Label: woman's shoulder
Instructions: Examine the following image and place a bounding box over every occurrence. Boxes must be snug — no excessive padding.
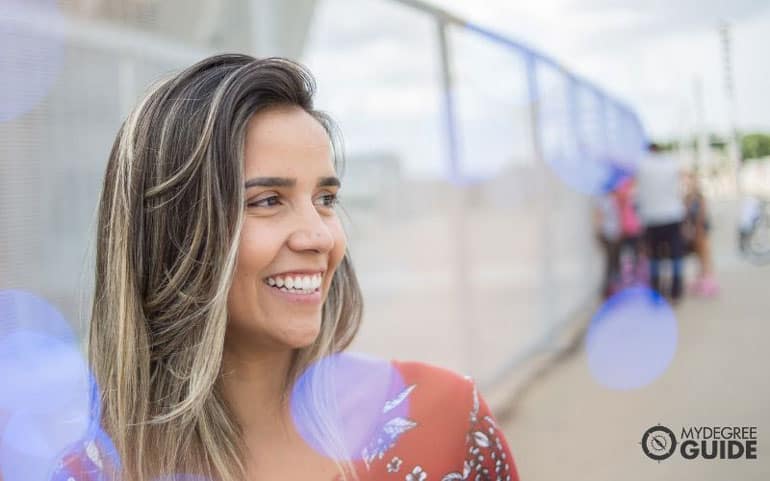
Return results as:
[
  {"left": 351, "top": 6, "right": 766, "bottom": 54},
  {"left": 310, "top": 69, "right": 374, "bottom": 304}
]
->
[
  {"left": 328, "top": 353, "right": 474, "bottom": 410},
  {"left": 389, "top": 358, "right": 476, "bottom": 408},
  {"left": 356, "top": 359, "right": 519, "bottom": 480},
  {"left": 387, "top": 358, "right": 491, "bottom": 427},
  {"left": 332, "top": 355, "right": 475, "bottom": 435}
]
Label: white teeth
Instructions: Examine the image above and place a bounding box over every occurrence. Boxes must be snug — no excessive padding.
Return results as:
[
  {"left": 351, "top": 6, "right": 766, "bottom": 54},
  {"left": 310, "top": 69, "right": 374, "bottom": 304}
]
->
[{"left": 265, "top": 273, "right": 323, "bottom": 291}]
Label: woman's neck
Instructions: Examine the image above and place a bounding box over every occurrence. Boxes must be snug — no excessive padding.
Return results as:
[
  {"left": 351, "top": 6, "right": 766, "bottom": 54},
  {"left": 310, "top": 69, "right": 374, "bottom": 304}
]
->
[
  {"left": 220, "top": 339, "right": 296, "bottom": 443},
  {"left": 219, "top": 341, "right": 347, "bottom": 480}
]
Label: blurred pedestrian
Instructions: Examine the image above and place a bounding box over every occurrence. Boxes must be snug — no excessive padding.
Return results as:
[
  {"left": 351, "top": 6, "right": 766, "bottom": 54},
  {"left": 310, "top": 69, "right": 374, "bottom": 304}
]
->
[
  {"left": 636, "top": 142, "right": 686, "bottom": 302},
  {"left": 739, "top": 195, "right": 762, "bottom": 251},
  {"left": 615, "top": 175, "right": 646, "bottom": 285},
  {"left": 683, "top": 171, "right": 719, "bottom": 297}
]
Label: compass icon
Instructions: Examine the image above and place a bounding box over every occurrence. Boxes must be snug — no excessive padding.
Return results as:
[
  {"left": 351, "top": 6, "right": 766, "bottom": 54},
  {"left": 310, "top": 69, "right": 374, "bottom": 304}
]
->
[{"left": 641, "top": 424, "right": 677, "bottom": 461}]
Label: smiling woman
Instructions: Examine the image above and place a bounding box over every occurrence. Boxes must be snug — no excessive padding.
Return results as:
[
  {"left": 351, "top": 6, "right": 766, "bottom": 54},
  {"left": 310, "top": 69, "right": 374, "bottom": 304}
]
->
[{"left": 46, "top": 54, "right": 520, "bottom": 481}]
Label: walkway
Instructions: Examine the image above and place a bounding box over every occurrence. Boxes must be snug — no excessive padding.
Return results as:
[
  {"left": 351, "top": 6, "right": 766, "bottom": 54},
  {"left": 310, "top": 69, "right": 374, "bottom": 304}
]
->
[{"left": 500, "top": 197, "right": 770, "bottom": 480}]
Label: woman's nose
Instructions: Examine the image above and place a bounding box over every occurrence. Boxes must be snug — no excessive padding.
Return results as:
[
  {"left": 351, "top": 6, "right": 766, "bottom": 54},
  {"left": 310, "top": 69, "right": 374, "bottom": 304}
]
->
[{"left": 287, "top": 206, "right": 335, "bottom": 253}]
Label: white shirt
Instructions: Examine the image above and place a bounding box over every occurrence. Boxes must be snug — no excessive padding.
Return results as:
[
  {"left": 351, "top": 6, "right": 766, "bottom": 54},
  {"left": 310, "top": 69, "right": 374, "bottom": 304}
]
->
[{"left": 636, "top": 152, "right": 685, "bottom": 226}]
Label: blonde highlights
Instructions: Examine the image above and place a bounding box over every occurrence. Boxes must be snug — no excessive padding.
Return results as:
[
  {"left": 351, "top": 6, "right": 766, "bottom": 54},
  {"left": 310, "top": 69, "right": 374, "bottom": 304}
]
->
[{"left": 89, "top": 54, "right": 363, "bottom": 481}]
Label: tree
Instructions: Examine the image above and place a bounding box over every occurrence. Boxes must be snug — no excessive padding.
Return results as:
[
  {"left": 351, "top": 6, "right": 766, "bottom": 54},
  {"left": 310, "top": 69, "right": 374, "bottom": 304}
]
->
[{"left": 741, "top": 132, "right": 770, "bottom": 161}]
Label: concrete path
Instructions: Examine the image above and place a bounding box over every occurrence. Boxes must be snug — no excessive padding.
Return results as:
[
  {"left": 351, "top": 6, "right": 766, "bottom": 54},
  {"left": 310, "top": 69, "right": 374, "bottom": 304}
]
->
[{"left": 500, "top": 198, "right": 770, "bottom": 480}]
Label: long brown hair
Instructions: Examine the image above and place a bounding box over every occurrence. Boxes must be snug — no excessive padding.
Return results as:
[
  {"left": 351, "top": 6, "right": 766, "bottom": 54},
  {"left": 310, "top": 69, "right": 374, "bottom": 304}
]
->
[{"left": 89, "top": 54, "right": 363, "bottom": 481}]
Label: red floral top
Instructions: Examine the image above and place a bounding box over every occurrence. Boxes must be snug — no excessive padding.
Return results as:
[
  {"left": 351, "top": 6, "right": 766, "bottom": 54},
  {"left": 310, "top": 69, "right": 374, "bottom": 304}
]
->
[
  {"left": 345, "top": 360, "right": 520, "bottom": 481},
  {"left": 45, "top": 360, "right": 520, "bottom": 481}
]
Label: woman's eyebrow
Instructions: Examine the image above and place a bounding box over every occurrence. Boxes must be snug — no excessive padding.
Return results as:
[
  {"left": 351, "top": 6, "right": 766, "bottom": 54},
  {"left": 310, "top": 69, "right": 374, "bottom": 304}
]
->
[
  {"left": 317, "top": 176, "right": 341, "bottom": 188},
  {"left": 244, "top": 176, "right": 341, "bottom": 189},
  {"left": 244, "top": 177, "right": 295, "bottom": 188}
]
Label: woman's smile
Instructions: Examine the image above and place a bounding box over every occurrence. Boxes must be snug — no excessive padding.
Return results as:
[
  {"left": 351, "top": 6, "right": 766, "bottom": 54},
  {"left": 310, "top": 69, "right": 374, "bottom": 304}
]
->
[{"left": 262, "top": 271, "right": 325, "bottom": 305}]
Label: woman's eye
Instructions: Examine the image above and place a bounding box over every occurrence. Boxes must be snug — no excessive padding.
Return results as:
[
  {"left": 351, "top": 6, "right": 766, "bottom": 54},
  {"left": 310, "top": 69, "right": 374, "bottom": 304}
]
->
[
  {"left": 247, "top": 193, "right": 338, "bottom": 209},
  {"left": 316, "top": 193, "right": 339, "bottom": 208},
  {"left": 248, "top": 195, "right": 281, "bottom": 208}
]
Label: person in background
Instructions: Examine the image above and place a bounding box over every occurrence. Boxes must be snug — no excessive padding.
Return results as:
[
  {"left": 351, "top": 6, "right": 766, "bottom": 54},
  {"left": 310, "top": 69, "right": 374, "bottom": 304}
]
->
[
  {"left": 615, "top": 175, "right": 645, "bottom": 286},
  {"left": 682, "top": 171, "right": 719, "bottom": 297},
  {"left": 738, "top": 195, "right": 762, "bottom": 252},
  {"left": 594, "top": 188, "right": 622, "bottom": 299},
  {"left": 636, "top": 142, "right": 686, "bottom": 303}
]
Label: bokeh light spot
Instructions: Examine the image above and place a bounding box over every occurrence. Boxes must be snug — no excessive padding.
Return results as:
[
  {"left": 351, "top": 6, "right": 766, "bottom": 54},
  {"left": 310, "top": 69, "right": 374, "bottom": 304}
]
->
[
  {"left": 0, "top": 289, "right": 77, "bottom": 342},
  {"left": 0, "top": 290, "right": 105, "bottom": 481},
  {"left": 586, "top": 286, "right": 678, "bottom": 390},
  {"left": 290, "top": 352, "right": 407, "bottom": 461}
]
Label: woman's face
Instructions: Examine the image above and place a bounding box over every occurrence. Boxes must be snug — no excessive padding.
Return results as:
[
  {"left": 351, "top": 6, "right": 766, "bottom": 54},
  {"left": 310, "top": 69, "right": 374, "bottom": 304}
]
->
[{"left": 226, "top": 105, "right": 346, "bottom": 351}]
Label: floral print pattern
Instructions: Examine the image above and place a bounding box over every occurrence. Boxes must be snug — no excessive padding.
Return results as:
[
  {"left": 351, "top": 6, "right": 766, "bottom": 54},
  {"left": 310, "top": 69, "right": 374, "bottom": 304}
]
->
[
  {"left": 405, "top": 466, "right": 427, "bottom": 481},
  {"left": 361, "top": 384, "right": 419, "bottom": 470},
  {"left": 440, "top": 381, "right": 514, "bottom": 481},
  {"left": 365, "top": 371, "right": 517, "bottom": 481},
  {"left": 387, "top": 457, "right": 403, "bottom": 473}
]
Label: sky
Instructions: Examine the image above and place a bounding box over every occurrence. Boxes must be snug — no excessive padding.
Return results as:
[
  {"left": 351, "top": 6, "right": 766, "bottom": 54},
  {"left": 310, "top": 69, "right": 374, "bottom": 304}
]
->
[{"left": 422, "top": 0, "right": 770, "bottom": 140}]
